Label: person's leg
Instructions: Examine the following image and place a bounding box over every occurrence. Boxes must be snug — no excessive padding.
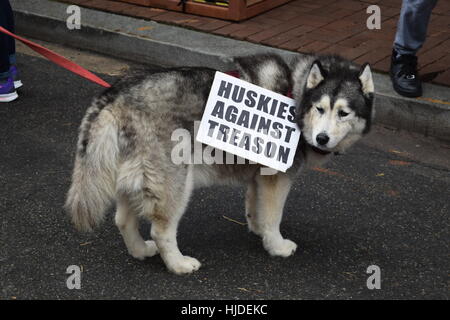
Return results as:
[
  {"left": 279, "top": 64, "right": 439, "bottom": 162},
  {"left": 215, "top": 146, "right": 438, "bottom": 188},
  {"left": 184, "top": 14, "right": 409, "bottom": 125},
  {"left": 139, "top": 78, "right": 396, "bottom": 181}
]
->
[
  {"left": 0, "top": 35, "right": 10, "bottom": 78},
  {"left": 0, "top": 0, "right": 11, "bottom": 77},
  {"left": 4, "top": 0, "right": 16, "bottom": 66},
  {"left": 2, "top": 0, "right": 21, "bottom": 89},
  {"left": 0, "top": 0, "right": 17, "bottom": 102},
  {"left": 394, "top": 0, "right": 438, "bottom": 56},
  {"left": 390, "top": 0, "right": 438, "bottom": 98}
]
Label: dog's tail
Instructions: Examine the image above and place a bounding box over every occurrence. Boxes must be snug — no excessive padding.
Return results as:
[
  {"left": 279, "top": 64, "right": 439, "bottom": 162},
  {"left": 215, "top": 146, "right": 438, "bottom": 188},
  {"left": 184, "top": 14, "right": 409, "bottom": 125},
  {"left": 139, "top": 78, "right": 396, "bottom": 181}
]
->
[{"left": 65, "top": 99, "right": 119, "bottom": 232}]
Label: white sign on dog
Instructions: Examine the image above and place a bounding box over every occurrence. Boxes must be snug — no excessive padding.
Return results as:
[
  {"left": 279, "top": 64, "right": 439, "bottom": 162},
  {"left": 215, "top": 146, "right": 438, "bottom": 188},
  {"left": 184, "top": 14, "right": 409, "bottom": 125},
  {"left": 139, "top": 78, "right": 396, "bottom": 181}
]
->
[{"left": 196, "top": 71, "right": 301, "bottom": 172}]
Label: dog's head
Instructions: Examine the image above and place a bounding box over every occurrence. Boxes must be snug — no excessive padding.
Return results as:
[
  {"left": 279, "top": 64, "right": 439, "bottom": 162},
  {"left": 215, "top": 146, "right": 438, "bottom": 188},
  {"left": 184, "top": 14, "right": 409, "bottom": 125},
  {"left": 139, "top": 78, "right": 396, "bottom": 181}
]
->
[{"left": 293, "top": 56, "right": 375, "bottom": 153}]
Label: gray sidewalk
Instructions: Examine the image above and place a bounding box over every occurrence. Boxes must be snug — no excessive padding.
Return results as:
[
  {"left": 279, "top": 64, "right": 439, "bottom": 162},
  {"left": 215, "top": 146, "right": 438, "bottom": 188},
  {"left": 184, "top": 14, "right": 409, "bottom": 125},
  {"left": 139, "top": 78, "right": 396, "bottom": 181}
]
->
[{"left": 10, "top": 0, "right": 450, "bottom": 142}]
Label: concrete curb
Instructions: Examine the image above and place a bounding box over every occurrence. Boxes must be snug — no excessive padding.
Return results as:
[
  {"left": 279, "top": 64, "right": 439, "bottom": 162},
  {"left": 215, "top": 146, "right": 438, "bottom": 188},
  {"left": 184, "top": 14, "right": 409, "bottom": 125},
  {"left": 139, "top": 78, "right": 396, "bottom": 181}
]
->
[{"left": 11, "top": 0, "right": 450, "bottom": 142}]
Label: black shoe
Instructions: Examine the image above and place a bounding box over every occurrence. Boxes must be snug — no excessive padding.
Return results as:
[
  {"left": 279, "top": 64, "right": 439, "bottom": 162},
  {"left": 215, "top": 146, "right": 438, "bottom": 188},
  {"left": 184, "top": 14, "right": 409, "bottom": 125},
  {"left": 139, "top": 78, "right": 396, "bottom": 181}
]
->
[{"left": 390, "top": 50, "right": 422, "bottom": 98}]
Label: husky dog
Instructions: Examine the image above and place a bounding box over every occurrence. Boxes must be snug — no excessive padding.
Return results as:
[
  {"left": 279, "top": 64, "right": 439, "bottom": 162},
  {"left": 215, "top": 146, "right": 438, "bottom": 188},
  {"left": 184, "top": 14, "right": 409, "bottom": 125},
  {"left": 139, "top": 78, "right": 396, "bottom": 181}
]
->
[{"left": 65, "top": 54, "right": 375, "bottom": 275}]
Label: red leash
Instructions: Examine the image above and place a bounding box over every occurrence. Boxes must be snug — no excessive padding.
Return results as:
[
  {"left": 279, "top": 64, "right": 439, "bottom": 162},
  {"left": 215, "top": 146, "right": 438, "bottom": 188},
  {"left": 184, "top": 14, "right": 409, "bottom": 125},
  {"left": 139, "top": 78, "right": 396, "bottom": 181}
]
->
[{"left": 0, "top": 26, "right": 111, "bottom": 88}]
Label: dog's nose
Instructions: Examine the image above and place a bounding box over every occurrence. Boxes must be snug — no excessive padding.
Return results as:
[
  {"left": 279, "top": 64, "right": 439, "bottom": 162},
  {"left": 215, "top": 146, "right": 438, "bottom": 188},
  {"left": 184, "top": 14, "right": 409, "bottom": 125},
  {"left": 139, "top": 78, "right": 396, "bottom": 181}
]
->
[{"left": 316, "top": 133, "right": 329, "bottom": 146}]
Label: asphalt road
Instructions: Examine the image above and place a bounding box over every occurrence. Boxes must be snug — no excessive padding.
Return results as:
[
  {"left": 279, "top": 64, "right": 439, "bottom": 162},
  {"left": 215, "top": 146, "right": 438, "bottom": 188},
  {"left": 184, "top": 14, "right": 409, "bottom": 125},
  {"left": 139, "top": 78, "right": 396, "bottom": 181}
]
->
[{"left": 0, "top": 49, "right": 449, "bottom": 300}]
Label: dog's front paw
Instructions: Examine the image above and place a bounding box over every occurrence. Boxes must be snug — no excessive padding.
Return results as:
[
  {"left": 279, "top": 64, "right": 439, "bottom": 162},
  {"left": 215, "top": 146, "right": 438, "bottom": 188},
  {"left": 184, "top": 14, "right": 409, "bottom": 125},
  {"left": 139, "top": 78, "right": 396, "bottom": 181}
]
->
[
  {"left": 264, "top": 238, "right": 297, "bottom": 258},
  {"left": 167, "top": 256, "right": 201, "bottom": 275},
  {"left": 129, "top": 240, "right": 159, "bottom": 260}
]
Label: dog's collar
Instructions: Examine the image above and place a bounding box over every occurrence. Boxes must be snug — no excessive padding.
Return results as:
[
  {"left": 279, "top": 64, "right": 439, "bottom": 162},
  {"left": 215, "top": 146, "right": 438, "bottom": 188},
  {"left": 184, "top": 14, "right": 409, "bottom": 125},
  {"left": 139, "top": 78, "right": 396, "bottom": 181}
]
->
[{"left": 225, "top": 70, "right": 293, "bottom": 98}]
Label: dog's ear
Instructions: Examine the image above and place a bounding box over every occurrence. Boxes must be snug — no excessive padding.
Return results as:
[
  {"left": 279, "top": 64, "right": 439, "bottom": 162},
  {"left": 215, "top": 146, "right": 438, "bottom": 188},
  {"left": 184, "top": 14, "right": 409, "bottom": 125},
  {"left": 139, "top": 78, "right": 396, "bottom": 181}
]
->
[
  {"left": 306, "top": 61, "right": 325, "bottom": 89},
  {"left": 359, "top": 63, "right": 374, "bottom": 95}
]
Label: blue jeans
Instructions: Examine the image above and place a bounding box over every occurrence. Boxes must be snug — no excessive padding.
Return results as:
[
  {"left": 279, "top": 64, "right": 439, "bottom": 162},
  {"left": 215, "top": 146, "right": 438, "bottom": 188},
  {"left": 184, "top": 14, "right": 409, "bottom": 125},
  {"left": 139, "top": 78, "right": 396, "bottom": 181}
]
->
[
  {"left": 394, "top": 0, "right": 438, "bottom": 56},
  {"left": 0, "top": 0, "right": 15, "bottom": 77}
]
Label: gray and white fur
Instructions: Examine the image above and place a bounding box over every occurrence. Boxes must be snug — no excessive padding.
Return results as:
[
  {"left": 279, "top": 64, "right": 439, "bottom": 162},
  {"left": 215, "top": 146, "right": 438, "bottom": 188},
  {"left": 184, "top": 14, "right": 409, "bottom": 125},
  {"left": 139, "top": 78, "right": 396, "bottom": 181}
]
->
[{"left": 65, "top": 54, "right": 375, "bottom": 275}]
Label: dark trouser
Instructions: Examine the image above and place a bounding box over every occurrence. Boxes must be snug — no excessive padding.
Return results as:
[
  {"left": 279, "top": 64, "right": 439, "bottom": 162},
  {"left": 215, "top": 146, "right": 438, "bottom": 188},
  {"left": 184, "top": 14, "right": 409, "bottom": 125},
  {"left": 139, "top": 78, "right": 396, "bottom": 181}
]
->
[
  {"left": 0, "top": 0, "right": 15, "bottom": 77},
  {"left": 394, "top": 0, "right": 438, "bottom": 56}
]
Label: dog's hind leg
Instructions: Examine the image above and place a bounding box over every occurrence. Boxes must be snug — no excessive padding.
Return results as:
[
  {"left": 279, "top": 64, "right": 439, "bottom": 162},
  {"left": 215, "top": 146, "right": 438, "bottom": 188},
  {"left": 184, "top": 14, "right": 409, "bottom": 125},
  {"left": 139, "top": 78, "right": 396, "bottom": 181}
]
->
[
  {"left": 254, "top": 173, "right": 297, "bottom": 257},
  {"left": 150, "top": 165, "right": 201, "bottom": 275},
  {"left": 115, "top": 195, "right": 158, "bottom": 260}
]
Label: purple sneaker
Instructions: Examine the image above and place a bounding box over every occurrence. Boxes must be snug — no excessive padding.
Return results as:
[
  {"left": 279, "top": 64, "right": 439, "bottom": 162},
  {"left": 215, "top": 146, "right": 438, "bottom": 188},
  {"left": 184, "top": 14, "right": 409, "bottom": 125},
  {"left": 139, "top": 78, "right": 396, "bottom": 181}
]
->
[
  {"left": 10, "top": 65, "right": 23, "bottom": 89},
  {"left": 0, "top": 77, "right": 18, "bottom": 102}
]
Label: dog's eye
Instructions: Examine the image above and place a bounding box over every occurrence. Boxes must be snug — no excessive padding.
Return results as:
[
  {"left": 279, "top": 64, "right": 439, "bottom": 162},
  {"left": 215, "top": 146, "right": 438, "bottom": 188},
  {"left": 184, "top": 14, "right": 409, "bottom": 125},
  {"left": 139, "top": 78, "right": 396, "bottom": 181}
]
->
[
  {"left": 316, "top": 107, "right": 324, "bottom": 114},
  {"left": 338, "top": 110, "right": 349, "bottom": 117}
]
